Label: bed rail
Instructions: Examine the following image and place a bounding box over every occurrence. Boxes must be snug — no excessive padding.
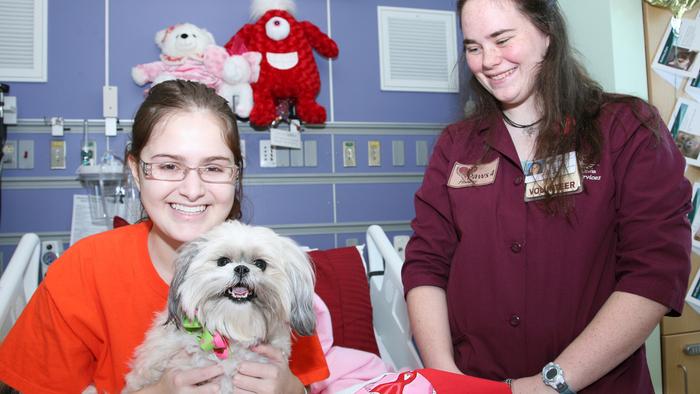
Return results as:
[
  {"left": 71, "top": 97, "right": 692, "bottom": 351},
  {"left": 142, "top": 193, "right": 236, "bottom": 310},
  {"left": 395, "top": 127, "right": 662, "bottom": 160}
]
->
[
  {"left": 0, "top": 233, "right": 40, "bottom": 341},
  {"left": 366, "top": 225, "right": 423, "bottom": 371}
]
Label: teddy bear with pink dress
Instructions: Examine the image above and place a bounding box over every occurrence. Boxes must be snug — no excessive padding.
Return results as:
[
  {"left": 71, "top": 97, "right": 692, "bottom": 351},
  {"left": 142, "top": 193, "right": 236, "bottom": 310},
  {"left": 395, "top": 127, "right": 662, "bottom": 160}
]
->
[{"left": 132, "top": 22, "right": 262, "bottom": 118}]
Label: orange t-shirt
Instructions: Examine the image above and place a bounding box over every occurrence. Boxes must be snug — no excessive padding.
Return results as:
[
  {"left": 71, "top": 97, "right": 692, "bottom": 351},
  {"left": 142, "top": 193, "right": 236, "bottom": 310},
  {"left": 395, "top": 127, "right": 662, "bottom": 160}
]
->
[{"left": 0, "top": 222, "right": 328, "bottom": 393}]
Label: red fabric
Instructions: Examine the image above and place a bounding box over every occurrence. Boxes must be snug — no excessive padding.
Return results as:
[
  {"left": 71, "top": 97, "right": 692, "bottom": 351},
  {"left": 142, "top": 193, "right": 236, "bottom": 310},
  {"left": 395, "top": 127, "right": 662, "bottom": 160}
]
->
[
  {"left": 417, "top": 369, "right": 510, "bottom": 394},
  {"left": 309, "top": 247, "right": 380, "bottom": 356},
  {"left": 224, "top": 9, "right": 339, "bottom": 127}
]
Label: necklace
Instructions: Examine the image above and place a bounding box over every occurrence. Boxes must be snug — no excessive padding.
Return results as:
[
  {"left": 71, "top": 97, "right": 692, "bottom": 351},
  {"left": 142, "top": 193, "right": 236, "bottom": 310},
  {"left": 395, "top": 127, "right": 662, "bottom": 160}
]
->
[{"left": 502, "top": 112, "right": 541, "bottom": 136}]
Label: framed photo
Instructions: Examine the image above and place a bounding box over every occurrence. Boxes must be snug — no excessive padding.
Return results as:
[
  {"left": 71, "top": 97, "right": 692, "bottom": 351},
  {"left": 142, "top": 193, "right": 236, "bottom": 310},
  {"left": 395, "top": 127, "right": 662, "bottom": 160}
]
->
[
  {"left": 652, "top": 19, "right": 700, "bottom": 80},
  {"left": 668, "top": 98, "right": 700, "bottom": 166}
]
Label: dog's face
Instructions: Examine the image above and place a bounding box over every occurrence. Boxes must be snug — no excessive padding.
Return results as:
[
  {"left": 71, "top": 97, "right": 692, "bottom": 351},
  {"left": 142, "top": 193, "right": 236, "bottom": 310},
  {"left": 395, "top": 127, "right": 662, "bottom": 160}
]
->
[{"left": 166, "top": 221, "right": 315, "bottom": 344}]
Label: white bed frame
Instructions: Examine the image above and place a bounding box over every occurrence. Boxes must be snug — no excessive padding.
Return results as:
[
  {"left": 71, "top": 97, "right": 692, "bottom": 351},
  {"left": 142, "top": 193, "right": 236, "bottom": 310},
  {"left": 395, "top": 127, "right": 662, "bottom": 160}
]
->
[
  {"left": 0, "top": 233, "right": 40, "bottom": 341},
  {"left": 0, "top": 227, "right": 423, "bottom": 373},
  {"left": 365, "top": 225, "right": 423, "bottom": 371}
]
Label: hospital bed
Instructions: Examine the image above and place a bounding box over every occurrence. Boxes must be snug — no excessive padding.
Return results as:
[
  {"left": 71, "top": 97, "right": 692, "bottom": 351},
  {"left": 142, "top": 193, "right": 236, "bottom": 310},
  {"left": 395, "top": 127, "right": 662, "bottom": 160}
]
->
[{"left": 0, "top": 226, "right": 422, "bottom": 373}]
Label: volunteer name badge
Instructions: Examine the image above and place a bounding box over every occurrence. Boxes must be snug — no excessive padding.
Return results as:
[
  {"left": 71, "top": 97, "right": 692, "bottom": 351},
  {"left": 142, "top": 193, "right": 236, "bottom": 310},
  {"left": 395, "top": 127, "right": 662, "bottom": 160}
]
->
[
  {"left": 523, "top": 152, "right": 583, "bottom": 202},
  {"left": 447, "top": 158, "right": 499, "bottom": 188}
]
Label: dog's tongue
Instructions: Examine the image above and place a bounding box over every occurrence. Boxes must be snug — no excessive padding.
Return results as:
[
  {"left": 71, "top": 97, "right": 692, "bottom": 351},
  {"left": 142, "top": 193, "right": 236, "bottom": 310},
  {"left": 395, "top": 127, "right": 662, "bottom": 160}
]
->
[{"left": 232, "top": 287, "right": 249, "bottom": 297}]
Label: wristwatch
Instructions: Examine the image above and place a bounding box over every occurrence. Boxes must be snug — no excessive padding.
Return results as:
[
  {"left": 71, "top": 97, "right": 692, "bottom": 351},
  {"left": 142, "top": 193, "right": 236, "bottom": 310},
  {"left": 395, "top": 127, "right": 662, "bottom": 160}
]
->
[{"left": 542, "top": 362, "right": 577, "bottom": 394}]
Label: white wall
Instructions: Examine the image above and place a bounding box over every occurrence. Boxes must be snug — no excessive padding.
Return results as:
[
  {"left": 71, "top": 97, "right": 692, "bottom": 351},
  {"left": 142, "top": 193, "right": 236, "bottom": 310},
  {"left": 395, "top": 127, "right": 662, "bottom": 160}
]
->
[{"left": 560, "top": 0, "right": 648, "bottom": 100}]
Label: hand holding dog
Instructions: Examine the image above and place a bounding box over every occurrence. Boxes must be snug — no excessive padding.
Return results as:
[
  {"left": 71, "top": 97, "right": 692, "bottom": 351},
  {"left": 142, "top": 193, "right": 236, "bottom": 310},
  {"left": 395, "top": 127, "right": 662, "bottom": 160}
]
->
[
  {"left": 135, "top": 364, "right": 224, "bottom": 393},
  {"left": 233, "top": 344, "right": 306, "bottom": 394}
]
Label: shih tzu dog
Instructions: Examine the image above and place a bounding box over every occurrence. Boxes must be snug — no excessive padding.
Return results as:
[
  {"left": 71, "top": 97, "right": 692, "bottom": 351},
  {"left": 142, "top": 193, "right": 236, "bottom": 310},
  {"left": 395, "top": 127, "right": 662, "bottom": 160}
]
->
[{"left": 122, "top": 221, "right": 316, "bottom": 393}]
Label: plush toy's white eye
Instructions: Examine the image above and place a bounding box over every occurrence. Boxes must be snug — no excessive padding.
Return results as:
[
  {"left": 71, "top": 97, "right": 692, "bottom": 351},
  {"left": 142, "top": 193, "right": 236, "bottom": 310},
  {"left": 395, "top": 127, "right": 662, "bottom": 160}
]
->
[{"left": 265, "top": 16, "right": 290, "bottom": 41}]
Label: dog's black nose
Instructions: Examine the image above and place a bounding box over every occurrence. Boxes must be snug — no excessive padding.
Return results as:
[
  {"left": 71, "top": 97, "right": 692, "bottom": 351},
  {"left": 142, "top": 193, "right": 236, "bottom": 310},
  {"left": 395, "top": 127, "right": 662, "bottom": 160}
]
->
[
  {"left": 180, "top": 33, "right": 189, "bottom": 39},
  {"left": 234, "top": 265, "right": 249, "bottom": 276}
]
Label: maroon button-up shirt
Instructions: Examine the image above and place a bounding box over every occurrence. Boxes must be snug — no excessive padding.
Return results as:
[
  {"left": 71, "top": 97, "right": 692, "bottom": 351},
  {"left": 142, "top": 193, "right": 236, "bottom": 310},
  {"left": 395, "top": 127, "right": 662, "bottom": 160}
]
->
[{"left": 402, "top": 101, "right": 691, "bottom": 393}]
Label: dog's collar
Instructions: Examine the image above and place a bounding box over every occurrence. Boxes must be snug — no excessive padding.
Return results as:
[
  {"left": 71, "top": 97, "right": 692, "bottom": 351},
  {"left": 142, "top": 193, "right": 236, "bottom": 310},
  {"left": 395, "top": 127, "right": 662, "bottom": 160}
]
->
[{"left": 182, "top": 317, "right": 230, "bottom": 360}]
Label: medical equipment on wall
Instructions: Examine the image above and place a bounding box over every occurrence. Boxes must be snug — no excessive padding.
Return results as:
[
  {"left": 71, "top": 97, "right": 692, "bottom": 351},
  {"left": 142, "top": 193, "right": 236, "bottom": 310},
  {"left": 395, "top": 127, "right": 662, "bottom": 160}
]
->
[
  {"left": 39, "top": 240, "right": 62, "bottom": 278},
  {"left": 77, "top": 150, "right": 125, "bottom": 227}
]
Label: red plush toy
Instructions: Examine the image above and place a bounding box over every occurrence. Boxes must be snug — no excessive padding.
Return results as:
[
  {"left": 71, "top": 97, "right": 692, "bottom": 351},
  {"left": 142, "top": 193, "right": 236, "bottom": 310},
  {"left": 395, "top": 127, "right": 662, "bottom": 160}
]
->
[{"left": 225, "top": 0, "right": 339, "bottom": 127}]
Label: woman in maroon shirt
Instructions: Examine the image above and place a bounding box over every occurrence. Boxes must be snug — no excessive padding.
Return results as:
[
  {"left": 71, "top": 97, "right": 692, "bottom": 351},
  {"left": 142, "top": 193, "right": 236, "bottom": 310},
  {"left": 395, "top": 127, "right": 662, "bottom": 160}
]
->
[{"left": 402, "top": 0, "right": 692, "bottom": 393}]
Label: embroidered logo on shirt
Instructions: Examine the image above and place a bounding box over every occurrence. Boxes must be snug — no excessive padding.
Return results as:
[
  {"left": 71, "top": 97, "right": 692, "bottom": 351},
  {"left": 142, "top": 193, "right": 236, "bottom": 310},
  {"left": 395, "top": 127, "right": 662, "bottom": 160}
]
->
[
  {"left": 447, "top": 158, "right": 499, "bottom": 188},
  {"left": 581, "top": 166, "right": 601, "bottom": 181}
]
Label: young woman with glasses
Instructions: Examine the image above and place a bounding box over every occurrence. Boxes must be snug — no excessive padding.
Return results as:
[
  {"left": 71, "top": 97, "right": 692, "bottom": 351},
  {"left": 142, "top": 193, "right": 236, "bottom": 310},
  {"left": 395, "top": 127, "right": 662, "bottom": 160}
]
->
[{"left": 0, "top": 80, "right": 328, "bottom": 394}]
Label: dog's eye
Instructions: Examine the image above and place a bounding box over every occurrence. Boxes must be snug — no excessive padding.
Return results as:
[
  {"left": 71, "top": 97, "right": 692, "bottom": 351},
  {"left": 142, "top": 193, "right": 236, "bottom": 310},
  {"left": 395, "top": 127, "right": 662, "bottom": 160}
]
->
[
  {"left": 217, "top": 257, "right": 232, "bottom": 267},
  {"left": 253, "top": 259, "right": 267, "bottom": 271}
]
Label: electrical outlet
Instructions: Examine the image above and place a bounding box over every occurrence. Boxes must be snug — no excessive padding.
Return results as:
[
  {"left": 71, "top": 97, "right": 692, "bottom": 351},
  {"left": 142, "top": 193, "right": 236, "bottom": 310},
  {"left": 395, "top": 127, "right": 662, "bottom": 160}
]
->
[
  {"left": 259, "top": 140, "right": 276, "bottom": 167},
  {"left": 368, "top": 140, "right": 381, "bottom": 167},
  {"left": 2, "top": 140, "right": 17, "bottom": 169},
  {"left": 50, "top": 140, "right": 67, "bottom": 169},
  {"left": 18, "top": 140, "right": 34, "bottom": 169},
  {"left": 40, "top": 240, "right": 62, "bottom": 277},
  {"left": 343, "top": 141, "right": 356, "bottom": 167}
]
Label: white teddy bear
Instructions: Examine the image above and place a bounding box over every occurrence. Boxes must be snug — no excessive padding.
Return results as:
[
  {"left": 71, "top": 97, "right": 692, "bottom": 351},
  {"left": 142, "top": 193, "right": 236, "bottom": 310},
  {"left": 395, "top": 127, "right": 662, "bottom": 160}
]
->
[{"left": 131, "top": 23, "right": 261, "bottom": 118}]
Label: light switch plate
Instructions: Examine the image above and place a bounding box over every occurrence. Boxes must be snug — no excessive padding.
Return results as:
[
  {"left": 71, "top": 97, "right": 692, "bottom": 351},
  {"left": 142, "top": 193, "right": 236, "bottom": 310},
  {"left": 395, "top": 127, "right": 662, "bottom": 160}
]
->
[
  {"left": 368, "top": 140, "right": 381, "bottom": 167},
  {"left": 50, "top": 140, "right": 67, "bottom": 169},
  {"left": 392, "top": 140, "right": 405, "bottom": 166},
  {"left": 343, "top": 141, "right": 356, "bottom": 167},
  {"left": 304, "top": 140, "right": 317, "bottom": 167},
  {"left": 416, "top": 140, "right": 429, "bottom": 166}
]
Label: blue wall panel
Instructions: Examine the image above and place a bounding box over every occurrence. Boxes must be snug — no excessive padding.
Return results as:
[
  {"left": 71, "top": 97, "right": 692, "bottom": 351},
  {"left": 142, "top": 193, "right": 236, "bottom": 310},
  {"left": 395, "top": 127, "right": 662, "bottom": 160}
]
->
[
  {"left": 242, "top": 184, "right": 333, "bottom": 225},
  {"left": 335, "top": 183, "right": 420, "bottom": 223}
]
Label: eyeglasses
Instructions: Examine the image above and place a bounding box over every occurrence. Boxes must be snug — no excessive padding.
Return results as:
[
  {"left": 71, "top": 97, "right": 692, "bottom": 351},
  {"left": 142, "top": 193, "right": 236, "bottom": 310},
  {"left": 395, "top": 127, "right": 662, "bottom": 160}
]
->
[{"left": 140, "top": 160, "right": 238, "bottom": 184}]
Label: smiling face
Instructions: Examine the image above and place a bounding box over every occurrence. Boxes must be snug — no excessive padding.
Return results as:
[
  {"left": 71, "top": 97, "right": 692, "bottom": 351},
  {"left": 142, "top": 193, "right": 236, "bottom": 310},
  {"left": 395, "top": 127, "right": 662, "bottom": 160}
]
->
[
  {"left": 461, "top": 0, "right": 550, "bottom": 111},
  {"left": 129, "top": 109, "right": 236, "bottom": 249}
]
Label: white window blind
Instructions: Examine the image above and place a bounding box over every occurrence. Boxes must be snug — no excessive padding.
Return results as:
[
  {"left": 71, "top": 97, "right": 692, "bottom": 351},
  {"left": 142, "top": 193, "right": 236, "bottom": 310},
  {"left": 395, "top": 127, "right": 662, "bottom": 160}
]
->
[
  {"left": 378, "top": 6, "right": 458, "bottom": 93},
  {"left": 0, "top": 0, "right": 47, "bottom": 82}
]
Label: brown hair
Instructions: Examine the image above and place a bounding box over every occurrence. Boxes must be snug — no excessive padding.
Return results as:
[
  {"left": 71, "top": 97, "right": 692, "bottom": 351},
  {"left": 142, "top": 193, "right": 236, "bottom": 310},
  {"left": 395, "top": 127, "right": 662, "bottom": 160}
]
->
[
  {"left": 129, "top": 80, "right": 244, "bottom": 220},
  {"left": 457, "top": 0, "right": 659, "bottom": 213}
]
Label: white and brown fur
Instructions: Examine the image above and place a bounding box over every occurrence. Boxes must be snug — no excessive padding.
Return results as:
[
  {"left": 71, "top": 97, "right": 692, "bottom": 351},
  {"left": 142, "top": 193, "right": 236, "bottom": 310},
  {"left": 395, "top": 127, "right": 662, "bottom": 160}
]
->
[{"left": 122, "top": 221, "right": 316, "bottom": 393}]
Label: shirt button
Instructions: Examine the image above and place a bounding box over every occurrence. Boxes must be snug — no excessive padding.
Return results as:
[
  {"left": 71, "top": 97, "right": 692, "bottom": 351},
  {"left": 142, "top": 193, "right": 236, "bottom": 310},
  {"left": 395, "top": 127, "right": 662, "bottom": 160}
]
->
[
  {"left": 514, "top": 176, "right": 523, "bottom": 185},
  {"left": 509, "top": 315, "right": 521, "bottom": 327},
  {"left": 510, "top": 242, "right": 522, "bottom": 253}
]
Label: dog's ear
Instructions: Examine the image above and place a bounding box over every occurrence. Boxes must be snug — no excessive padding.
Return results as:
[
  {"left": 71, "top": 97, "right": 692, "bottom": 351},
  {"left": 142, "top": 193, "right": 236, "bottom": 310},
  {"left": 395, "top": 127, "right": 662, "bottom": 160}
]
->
[
  {"left": 281, "top": 238, "right": 316, "bottom": 336},
  {"left": 165, "top": 240, "right": 201, "bottom": 329}
]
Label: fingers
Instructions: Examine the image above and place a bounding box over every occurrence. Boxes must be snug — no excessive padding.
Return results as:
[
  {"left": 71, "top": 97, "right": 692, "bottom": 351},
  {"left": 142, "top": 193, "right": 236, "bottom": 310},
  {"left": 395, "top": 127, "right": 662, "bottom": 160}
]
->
[
  {"left": 237, "top": 361, "right": 279, "bottom": 380},
  {"left": 175, "top": 364, "right": 224, "bottom": 386},
  {"left": 250, "top": 344, "right": 285, "bottom": 363}
]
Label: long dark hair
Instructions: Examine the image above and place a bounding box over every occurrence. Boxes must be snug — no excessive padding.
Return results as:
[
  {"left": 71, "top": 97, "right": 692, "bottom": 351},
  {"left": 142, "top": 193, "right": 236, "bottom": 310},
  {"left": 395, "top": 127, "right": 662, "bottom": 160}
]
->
[
  {"left": 129, "top": 80, "right": 244, "bottom": 220},
  {"left": 457, "top": 0, "right": 659, "bottom": 213}
]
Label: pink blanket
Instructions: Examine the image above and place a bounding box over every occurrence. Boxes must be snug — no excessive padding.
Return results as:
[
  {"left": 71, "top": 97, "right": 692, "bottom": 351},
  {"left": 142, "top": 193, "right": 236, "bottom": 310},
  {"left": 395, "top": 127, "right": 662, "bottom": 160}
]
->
[{"left": 310, "top": 294, "right": 390, "bottom": 394}]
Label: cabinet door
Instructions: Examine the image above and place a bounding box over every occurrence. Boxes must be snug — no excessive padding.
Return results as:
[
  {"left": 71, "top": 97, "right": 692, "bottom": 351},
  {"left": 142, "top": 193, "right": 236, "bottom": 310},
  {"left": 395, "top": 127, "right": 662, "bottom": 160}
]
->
[{"left": 662, "top": 332, "right": 700, "bottom": 394}]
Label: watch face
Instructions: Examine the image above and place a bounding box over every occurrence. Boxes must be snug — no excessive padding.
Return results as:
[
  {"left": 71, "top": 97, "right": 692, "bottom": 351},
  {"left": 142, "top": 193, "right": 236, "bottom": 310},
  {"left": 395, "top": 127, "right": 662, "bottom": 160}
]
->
[{"left": 545, "top": 367, "right": 558, "bottom": 380}]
